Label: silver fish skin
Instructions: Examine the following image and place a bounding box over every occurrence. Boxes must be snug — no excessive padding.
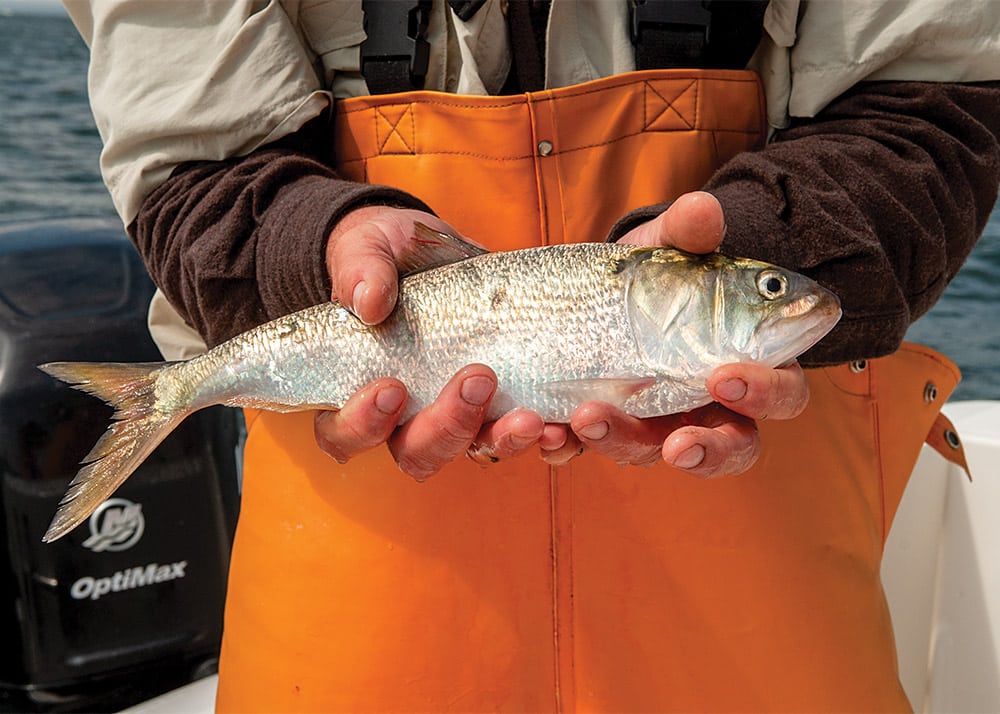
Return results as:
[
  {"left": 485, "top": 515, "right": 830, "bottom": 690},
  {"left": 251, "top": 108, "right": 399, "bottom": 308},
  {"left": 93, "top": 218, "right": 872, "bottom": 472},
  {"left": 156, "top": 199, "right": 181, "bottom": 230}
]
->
[{"left": 38, "top": 239, "right": 841, "bottom": 543}]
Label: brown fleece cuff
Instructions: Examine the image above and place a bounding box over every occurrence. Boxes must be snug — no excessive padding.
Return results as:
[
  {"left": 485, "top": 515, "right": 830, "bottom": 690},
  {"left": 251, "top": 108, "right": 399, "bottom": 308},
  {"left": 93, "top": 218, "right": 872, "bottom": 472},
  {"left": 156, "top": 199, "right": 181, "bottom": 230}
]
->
[{"left": 256, "top": 175, "right": 432, "bottom": 321}]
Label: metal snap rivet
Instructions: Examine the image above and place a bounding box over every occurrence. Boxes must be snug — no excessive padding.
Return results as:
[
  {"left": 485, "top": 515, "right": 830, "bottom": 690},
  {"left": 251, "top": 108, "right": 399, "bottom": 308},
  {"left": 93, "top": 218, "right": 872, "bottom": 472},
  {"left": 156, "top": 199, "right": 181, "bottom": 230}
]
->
[
  {"left": 537, "top": 140, "right": 553, "bottom": 156},
  {"left": 944, "top": 429, "right": 961, "bottom": 450},
  {"left": 924, "top": 381, "right": 938, "bottom": 403},
  {"left": 849, "top": 359, "right": 867, "bottom": 373}
]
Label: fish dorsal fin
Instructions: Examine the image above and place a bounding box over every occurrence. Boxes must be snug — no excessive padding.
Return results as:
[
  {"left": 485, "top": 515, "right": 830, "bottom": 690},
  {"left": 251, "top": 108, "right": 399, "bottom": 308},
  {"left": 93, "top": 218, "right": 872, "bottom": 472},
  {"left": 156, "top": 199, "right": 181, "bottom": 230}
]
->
[
  {"left": 398, "top": 223, "right": 489, "bottom": 276},
  {"left": 539, "top": 376, "right": 658, "bottom": 410}
]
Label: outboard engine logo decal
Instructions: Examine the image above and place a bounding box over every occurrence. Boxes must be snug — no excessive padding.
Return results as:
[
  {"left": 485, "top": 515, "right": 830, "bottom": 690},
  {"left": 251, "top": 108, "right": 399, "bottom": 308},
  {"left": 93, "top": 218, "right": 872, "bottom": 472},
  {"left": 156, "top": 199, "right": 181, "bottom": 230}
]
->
[{"left": 82, "top": 498, "right": 145, "bottom": 553}]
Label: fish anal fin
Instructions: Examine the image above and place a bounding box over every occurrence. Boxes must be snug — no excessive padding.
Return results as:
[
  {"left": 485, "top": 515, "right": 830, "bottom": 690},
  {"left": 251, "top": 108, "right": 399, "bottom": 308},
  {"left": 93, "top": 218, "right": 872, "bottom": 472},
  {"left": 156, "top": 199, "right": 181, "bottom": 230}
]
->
[{"left": 539, "top": 376, "right": 658, "bottom": 410}]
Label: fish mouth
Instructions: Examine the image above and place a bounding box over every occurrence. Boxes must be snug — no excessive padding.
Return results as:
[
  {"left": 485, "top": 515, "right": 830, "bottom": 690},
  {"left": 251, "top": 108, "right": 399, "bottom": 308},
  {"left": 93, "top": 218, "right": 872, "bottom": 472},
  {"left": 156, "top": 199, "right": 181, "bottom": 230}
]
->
[{"left": 754, "top": 288, "right": 842, "bottom": 367}]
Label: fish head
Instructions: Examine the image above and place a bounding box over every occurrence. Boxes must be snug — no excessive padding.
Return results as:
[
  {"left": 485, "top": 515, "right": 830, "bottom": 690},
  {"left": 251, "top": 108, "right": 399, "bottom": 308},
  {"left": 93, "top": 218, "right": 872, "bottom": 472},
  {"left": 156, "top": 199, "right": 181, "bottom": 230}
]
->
[
  {"left": 723, "top": 259, "right": 843, "bottom": 367},
  {"left": 624, "top": 248, "right": 842, "bottom": 372}
]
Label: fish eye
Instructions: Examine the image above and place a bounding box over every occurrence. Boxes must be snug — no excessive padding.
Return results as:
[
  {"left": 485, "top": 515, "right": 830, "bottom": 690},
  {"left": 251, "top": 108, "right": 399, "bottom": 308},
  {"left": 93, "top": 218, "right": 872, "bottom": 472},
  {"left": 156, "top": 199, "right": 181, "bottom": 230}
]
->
[{"left": 756, "top": 270, "right": 788, "bottom": 300}]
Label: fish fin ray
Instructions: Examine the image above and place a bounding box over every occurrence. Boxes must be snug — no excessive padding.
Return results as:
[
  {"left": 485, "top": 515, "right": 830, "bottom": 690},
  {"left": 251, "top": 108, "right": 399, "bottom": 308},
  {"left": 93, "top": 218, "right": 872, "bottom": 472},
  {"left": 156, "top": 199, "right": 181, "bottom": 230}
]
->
[
  {"left": 398, "top": 223, "right": 489, "bottom": 276},
  {"left": 37, "top": 361, "right": 185, "bottom": 543},
  {"left": 538, "top": 376, "right": 657, "bottom": 409},
  {"left": 39, "top": 361, "right": 173, "bottom": 413}
]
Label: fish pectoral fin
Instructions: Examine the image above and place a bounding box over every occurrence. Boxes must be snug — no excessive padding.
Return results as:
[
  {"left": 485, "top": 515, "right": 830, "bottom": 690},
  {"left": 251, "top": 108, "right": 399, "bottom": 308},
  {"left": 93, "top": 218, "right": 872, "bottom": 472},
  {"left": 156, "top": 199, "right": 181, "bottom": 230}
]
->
[
  {"left": 398, "top": 223, "right": 489, "bottom": 276},
  {"left": 538, "top": 376, "right": 657, "bottom": 410}
]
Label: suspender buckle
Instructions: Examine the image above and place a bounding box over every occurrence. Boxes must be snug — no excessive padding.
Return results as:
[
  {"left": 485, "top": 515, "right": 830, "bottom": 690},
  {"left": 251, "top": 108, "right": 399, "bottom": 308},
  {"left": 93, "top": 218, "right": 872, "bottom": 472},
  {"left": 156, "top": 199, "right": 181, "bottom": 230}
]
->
[
  {"left": 407, "top": 1, "right": 431, "bottom": 85},
  {"left": 629, "top": 0, "right": 712, "bottom": 46},
  {"left": 361, "top": 0, "right": 431, "bottom": 94},
  {"left": 448, "top": 0, "right": 487, "bottom": 22}
]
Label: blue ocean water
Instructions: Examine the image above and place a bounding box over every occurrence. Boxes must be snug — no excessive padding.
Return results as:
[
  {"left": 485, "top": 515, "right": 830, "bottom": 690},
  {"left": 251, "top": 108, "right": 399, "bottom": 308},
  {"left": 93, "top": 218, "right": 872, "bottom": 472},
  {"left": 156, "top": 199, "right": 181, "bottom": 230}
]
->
[{"left": 1, "top": 11, "right": 997, "bottom": 401}]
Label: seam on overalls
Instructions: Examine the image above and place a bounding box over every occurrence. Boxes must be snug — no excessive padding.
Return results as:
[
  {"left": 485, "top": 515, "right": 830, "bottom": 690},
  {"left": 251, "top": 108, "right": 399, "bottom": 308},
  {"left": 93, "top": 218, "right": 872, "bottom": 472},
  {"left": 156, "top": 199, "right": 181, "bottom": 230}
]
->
[
  {"left": 524, "top": 74, "right": 755, "bottom": 111},
  {"left": 525, "top": 95, "right": 550, "bottom": 245},
  {"left": 872, "top": 397, "right": 888, "bottom": 545},
  {"left": 336, "top": 120, "right": 760, "bottom": 165},
  {"left": 694, "top": 76, "right": 702, "bottom": 129},
  {"left": 547, "top": 91, "right": 570, "bottom": 246},
  {"left": 899, "top": 341, "right": 962, "bottom": 382},
  {"left": 335, "top": 75, "right": 758, "bottom": 116},
  {"left": 548, "top": 464, "right": 563, "bottom": 712},
  {"left": 337, "top": 97, "right": 532, "bottom": 115},
  {"left": 339, "top": 151, "right": 537, "bottom": 164}
]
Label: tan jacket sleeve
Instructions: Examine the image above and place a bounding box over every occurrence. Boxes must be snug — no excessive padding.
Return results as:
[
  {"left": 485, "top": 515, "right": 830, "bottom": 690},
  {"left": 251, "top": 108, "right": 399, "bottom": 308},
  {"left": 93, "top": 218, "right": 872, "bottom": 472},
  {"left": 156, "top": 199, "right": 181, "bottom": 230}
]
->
[
  {"left": 64, "top": 0, "right": 333, "bottom": 224},
  {"left": 755, "top": 0, "right": 1000, "bottom": 128}
]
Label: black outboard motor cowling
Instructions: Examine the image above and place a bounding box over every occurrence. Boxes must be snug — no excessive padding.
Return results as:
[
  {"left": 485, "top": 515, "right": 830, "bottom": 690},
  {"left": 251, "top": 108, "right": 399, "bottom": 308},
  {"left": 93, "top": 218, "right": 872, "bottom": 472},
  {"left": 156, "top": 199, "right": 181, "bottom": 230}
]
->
[{"left": 0, "top": 219, "right": 240, "bottom": 712}]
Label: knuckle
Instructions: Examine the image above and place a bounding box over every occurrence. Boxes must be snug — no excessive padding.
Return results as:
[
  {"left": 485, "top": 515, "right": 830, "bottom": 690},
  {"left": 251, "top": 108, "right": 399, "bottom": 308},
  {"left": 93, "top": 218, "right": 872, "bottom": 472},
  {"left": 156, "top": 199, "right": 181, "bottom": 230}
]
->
[
  {"left": 493, "top": 431, "right": 539, "bottom": 458},
  {"left": 315, "top": 411, "right": 387, "bottom": 462},
  {"left": 596, "top": 441, "right": 660, "bottom": 466},
  {"left": 433, "top": 411, "right": 480, "bottom": 447},
  {"left": 313, "top": 422, "right": 353, "bottom": 464},
  {"left": 395, "top": 453, "right": 439, "bottom": 480},
  {"left": 723, "top": 442, "right": 760, "bottom": 475},
  {"left": 713, "top": 432, "right": 760, "bottom": 477},
  {"left": 387, "top": 405, "right": 484, "bottom": 479},
  {"left": 762, "top": 371, "right": 809, "bottom": 421}
]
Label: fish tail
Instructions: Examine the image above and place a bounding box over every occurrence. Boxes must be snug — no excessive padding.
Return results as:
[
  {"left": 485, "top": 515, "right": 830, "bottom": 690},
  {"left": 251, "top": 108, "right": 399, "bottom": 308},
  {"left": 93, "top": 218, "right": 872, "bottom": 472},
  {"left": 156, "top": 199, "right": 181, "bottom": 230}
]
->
[{"left": 38, "top": 361, "right": 185, "bottom": 543}]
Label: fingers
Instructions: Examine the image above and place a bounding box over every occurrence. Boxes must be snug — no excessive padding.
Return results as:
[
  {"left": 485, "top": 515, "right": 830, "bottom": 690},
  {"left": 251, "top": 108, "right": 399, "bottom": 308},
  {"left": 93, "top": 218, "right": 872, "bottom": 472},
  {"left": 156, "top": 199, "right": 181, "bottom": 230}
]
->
[
  {"left": 387, "top": 365, "right": 498, "bottom": 480},
  {"left": 314, "top": 366, "right": 508, "bottom": 479},
  {"left": 467, "top": 409, "right": 545, "bottom": 464},
  {"left": 570, "top": 400, "right": 760, "bottom": 477},
  {"left": 570, "top": 402, "right": 666, "bottom": 467},
  {"left": 315, "top": 361, "right": 807, "bottom": 478},
  {"left": 539, "top": 425, "right": 585, "bottom": 466},
  {"left": 660, "top": 404, "right": 760, "bottom": 478},
  {"left": 314, "top": 378, "right": 408, "bottom": 463},
  {"left": 620, "top": 191, "right": 726, "bottom": 254},
  {"left": 707, "top": 361, "right": 809, "bottom": 422}
]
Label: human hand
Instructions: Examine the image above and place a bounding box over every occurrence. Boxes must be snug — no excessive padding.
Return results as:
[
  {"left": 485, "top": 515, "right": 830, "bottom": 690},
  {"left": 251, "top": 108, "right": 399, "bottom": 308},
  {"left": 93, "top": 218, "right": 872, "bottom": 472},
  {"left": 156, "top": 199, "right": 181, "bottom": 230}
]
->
[
  {"left": 542, "top": 191, "right": 811, "bottom": 477},
  {"left": 324, "top": 205, "right": 460, "bottom": 325},
  {"left": 316, "top": 206, "right": 551, "bottom": 478}
]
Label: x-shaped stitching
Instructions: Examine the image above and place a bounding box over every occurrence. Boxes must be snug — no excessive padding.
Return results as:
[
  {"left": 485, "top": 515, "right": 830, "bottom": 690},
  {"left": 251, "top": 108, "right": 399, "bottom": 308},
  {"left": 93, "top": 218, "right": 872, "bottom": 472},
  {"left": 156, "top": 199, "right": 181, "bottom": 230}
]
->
[
  {"left": 375, "top": 105, "right": 415, "bottom": 154},
  {"left": 644, "top": 79, "right": 698, "bottom": 131}
]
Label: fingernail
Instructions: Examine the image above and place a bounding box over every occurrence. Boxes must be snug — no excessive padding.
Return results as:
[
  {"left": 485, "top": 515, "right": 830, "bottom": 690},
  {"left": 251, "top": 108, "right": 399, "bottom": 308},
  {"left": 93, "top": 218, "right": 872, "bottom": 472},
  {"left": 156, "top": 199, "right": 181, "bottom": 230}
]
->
[
  {"left": 507, "top": 416, "right": 544, "bottom": 450},
  {"left": 577, "top": 421, "right": 609, "bottom": 441},
  {"left": 673, "top": 444, "right": 705, "bottom": 470},
  {"left": 461, "top": 375, "right": 495, "bottom": 406},
  {"left": 716, "top": 378, "right": 747, "bottom": 402},
  {"left": 352, "top": 281, "right": 368, "bottom": 321},
  {"left": 375, "top": 385, "right": 406, "bottom": 414}
]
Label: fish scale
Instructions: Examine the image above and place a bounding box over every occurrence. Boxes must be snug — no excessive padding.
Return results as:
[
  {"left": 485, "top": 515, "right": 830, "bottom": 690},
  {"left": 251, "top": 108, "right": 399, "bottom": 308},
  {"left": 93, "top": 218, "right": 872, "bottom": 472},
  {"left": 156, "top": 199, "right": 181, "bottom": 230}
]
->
[{"left": 384, "top": 244, "right": 642, "bottom": 419}]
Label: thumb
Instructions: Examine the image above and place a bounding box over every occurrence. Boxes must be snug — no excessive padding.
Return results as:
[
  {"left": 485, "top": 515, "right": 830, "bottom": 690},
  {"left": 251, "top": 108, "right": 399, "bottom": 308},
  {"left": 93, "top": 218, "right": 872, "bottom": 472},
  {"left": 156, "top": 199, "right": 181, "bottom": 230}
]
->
[
  {"left": 625, "top": 191, "right": 726, "bottom": 254},
  {"left": 326, "top": 206, "right": 400, "bottom": 325}
]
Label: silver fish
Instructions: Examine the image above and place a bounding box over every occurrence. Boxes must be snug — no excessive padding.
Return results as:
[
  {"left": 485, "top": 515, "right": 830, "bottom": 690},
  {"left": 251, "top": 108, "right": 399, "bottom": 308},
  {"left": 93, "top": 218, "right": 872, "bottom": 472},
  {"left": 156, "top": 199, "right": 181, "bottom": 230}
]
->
[{"left": 39, "top": 225, "right": 841, "bottom": 542}]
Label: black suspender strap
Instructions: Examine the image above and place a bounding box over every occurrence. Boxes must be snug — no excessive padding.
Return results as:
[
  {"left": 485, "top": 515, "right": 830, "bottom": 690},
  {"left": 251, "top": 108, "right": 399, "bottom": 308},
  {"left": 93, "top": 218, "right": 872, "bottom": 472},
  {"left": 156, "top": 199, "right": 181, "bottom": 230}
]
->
[
  {"left": 630, "top": 0, "right": 768, "bottom": 70},
  {"left": 359, "top": 0, "right": 768, "bottom": 96},
  {"left": 360, "top": 0, "right": 432, "bottom": 95},
  {"left": 631, "top": 0, "right": 710, "bottom": 68}
]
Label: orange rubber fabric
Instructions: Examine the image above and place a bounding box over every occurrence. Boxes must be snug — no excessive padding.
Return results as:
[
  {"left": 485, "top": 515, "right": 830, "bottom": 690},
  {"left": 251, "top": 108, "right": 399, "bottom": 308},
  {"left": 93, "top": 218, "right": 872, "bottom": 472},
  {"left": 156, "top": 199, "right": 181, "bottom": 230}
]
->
[{"left": 217, "top": 70, "right": 955, "bottom": 712}]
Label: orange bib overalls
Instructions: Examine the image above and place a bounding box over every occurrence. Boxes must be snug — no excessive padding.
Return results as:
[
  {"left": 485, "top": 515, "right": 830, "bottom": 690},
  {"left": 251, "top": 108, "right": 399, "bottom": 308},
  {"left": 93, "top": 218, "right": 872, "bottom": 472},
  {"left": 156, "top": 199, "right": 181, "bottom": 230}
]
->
[{"left": 217, "top": 70, "right": 959, "bottom": 712}]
